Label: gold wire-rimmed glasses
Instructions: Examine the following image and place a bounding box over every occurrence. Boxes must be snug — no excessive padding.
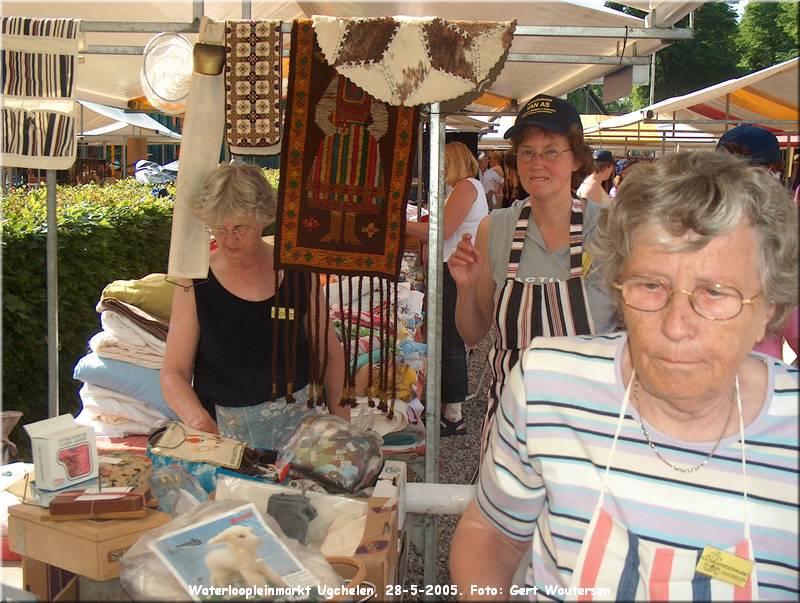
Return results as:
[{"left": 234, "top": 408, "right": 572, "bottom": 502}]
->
[
  {"left": 612, "top": 276, "right": 762, "bottom": 321},
  {"left": 205, "top": 224, "right": 257, "bottom": 239},
  {"left": 516, "top": 147, "right": 572, "bottom": 164}
]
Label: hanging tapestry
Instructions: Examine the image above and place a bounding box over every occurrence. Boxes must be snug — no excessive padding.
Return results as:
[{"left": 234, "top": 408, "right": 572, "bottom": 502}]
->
[
  {"left": 312, "top": 15, "right": 515, "bottom": 108},
  {"left": 224, "top": 20, "right": 283, "bottom": 155},
  {"left": 1, "top": 17, "right": 82, "bottom": 169},
  {"left": 276, "top": 19, "right": 418, "bottom": 278},
  {"left": 275, "top": 20, "right": 419, "bottom": 415}
]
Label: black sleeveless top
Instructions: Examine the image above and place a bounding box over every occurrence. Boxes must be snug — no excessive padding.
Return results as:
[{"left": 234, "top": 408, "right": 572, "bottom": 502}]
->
[{"left": 192, "top": 268, "right": 310, "bottom": 416}]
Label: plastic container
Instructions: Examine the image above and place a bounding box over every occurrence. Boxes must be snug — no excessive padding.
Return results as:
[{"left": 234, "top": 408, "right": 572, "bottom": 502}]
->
[{"left": 140, "top": 33, "right": 193, "bottom": 115}]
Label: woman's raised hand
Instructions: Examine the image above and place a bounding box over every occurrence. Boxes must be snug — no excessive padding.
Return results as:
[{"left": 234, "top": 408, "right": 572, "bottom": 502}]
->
[{"left": 447, "top": 233, "right": 484, "bottom": 289}]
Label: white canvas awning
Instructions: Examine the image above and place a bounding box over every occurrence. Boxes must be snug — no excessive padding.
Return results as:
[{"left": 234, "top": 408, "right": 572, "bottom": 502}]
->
[
  {"left": 5, "top": 1, "right": 695, "bottom": 110},
  {"left": 584, "top": 57, "right": 800, "bottom": 149},
  {"left": 77, "top": 100, "right": 182, "bottom": 141}
]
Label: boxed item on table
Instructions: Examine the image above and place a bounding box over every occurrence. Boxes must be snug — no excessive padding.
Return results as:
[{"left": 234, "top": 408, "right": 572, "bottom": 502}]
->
[
  {"left": 373, "top": 460, "right": 407, "bottom": 529},
  {"left": 354, "top": 496, "right": 400, "bottom": 598},
  {"left": 23, "top": 415, "right": 98, "bottom": 491},
  {"left": 48, "top": 487, "right": 145, "bottom": 520},
  {"left": 8, "top": 502, "right": 170, "bottom": 580}
]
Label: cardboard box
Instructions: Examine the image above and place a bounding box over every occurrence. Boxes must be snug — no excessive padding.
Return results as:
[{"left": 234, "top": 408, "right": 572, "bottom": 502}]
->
[
  {"left": 354, "top": 496, "right": 400, "bottom": 598},
  {"left": 373, "top": 460, "right": 407, "bottom": 530},
  {"left": 8, "top": 503, "right": 170, "bottom": 581},
  {"left": 21, "top": 557, "right": 78, "bottom": 601},
  {"left": 24, "top": 415, "right": 98, "bottom": 491}
]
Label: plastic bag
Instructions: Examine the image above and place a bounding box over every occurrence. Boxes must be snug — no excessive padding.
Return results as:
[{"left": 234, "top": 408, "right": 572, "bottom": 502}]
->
[
  {"left": 280, "top": 416, "right": 382, "bottom": 494},
  {"left": 215, "top": 474, "right": 369, "bottom": 551},
  {"left": 119, "top": 500, "right": 342, "bottom": 601},
  {"left": 150, "top": 465, "right": 208, "bottom": 516}
]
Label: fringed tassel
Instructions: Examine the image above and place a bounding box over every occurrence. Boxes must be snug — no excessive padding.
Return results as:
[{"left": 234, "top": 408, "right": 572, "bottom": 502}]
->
[
  {"left": 377, "top": 278, "right": 388, "bottom": 413},
  {"left": 351, "top": 276, "right": 363, "bottom": 403},
  {"left": 310, "top": 273, "right": 323, "bottom": 408},
  {"left": 367, "top": 276, "right": 376, "bottom": 408},
  {"left": 305, "top": 273, "right": 318, "bottom": 409},
  {"left": 322, "top": 277, "right": 332, "bottom": 407},
  {"left": 283, "top": 271, "right": 295, "bottom": 404},
  {"left": 270, "top": 268, "right": 280, "bottom": 402},
  {"left": 339, "top": 275, "right": 358, "bottom": 408}
]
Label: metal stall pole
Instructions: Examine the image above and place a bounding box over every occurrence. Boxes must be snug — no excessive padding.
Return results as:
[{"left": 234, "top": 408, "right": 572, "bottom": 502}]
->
[
  {"left": 423, "top": 102, "right": 446, "bottom": 590},
  {"left": 648, "top": 9, "right": 657, "bottom": 106},
  {"left": 46, "top": 171, "right": 59, "bottom": 417}
]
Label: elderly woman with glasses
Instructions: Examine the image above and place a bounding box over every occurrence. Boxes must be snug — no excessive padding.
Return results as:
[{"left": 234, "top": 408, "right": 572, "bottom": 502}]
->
[
  {"left": 448, "top": 95, "right": 617, "bottom": 463},
  {"left": 451, "top": 150, "right": 798, "bottom": 601},
  {"left": 161, "top": 163, "right": 347, "bottom": 449}
]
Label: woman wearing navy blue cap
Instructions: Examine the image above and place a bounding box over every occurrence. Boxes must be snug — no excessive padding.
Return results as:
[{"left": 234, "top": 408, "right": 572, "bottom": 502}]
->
[
  {"left": 577, "top": 149, "right": 614, "bottom": 205},
  {"left": 447, "top": 94, "right": 617, "bottom": 462}
]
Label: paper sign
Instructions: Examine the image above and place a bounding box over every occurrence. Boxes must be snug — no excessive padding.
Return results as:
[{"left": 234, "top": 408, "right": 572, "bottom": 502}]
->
[{"left": 695, "top": 545, "right": 754, "bottom": 587}]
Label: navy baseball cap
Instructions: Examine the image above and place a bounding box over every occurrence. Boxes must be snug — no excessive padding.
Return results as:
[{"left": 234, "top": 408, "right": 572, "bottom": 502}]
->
[
  {"left": 593, "top": 149, "right": 613, "bottom": 163},
  {"left": 717, "top": 125, "right": 781, "bottom": 166},
  {"left": 504, "top": 94, "right": 582, "bottom": 139}
]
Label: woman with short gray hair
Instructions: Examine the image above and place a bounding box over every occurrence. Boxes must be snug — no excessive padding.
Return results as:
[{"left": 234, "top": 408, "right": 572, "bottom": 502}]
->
[
  {"left": 451, "top": 150, "right": 798, "bottom": 600},
  {"left": 592, "top": 150, "right": 798, "bottom": 334},
  {"left": 161, "top": 162, "right": 347, "bottom": 449}
]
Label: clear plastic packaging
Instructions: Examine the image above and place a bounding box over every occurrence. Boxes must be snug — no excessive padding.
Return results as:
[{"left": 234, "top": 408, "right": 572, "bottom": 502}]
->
[
  {"left": 215, "top": 474, "right": 369, "bottom": 554},
  {"left": 280, "top": 416, "right": 383, "bottom": 494},
  {"left": 150, "top": 465, "right": 208, "bottom": 516},
  {"left": 119, "top": 500, "right": 342, "bottom": 601}
]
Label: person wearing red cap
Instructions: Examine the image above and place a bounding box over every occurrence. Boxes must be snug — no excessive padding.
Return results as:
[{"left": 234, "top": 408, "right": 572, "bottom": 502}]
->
[{"left": 448, "top": 94, "right": 617, "bottom": 462}]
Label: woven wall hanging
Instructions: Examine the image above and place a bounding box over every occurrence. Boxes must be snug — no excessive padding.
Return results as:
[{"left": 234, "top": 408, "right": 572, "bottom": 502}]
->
[
  {"left": 275, "top": 20, "right": 419, "bottom": 415},
  {"left": 224, "top": 20, "right": 283, "bottom": 155},
  {"left": 1, "top": 17, "right": 82, "bottom": 169}
]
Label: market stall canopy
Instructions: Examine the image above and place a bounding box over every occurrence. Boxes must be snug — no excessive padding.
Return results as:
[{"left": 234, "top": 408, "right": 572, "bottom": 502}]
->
[
  {"left": 616, "top": 1, "right": 705, "bottom": 27},
  {"left": 77, "top": 100, "right": 182, "bottom": 142},
  {"left": 584, "top": 58, "right": 799, "bottom": 148},
  {"left": 4, "top": 0, "right": 694, "bottom": 111}
]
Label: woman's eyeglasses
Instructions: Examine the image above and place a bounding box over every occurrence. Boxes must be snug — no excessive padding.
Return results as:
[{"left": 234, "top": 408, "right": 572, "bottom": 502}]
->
[
  {"left": 612, "top": 276, "right": 762, "bottom": 321},
  {"left": 516, "top": 148, "right": 571, "bottom": 164},
  {"left": 205, "top": 224, "right": 256, "bottom": 239}
]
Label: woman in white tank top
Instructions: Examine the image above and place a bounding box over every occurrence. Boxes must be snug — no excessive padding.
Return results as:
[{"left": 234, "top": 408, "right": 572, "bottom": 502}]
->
[{"left": 406, "top": 142, "right": 488, "bottom": 435}]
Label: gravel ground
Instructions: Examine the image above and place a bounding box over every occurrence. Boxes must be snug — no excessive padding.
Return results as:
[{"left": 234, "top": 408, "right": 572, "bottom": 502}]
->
[{"left": 402, "top": 332, "right": 494, "bottom": 598}]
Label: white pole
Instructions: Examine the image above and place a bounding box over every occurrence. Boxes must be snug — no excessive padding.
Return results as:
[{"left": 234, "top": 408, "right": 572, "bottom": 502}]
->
[{"left": 46, "top": 171, "right": 59, "bottom": 417}]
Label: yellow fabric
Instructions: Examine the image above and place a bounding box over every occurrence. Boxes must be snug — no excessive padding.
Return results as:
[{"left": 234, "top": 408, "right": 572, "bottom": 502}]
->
[
  {"left": 731, "top": 89, "right": 798, "bottom": 122},
  {"left": 101, "top": 273, "right": 173, "bottom": 323}
]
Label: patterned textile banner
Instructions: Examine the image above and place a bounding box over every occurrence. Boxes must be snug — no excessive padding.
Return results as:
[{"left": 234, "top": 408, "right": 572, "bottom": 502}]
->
[
  {"left": 276, "top": 20, "right": 419, "bottom": 279},
  {"left": 224, "top": 20, "right": 283, "bottom": 155},
  {"left": 1, "top": 17, "right": 81, "bottom": 169}
]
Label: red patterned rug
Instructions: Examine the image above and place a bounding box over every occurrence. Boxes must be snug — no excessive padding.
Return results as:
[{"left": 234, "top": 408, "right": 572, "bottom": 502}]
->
[{"left": 276, "top": 19, "right": 419, "bottom": 280}]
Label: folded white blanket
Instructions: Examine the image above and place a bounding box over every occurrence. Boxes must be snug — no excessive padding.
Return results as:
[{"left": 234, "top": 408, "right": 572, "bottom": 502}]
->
[
  {"left": 90, "top": 329, "right": 163, "bottom": 369},
  {"left": 100, "top": 310, "right": 167, "bottom": 354},
  {"left": 75, "top": 406, "right": 157, "bottom": 438},
  {"left": 78, "top": 383, "right": 170, "bottom": 430}
]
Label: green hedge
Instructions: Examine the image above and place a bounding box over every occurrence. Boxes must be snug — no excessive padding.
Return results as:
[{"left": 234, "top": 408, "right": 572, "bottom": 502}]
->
[
  {"left": 2, "top": 179, "right": 175, "bottom": 456},
  {"left": 2, "top": 169, "right": 280, "bottom": 458}
]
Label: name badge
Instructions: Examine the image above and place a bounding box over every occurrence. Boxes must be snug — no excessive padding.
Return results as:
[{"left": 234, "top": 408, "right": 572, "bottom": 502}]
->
[
  {"left": 695, "top": 546, "right": 754, "bottom": 588},
  {"left": 270, "top": 306, "right": 295, "bottom": 320}
]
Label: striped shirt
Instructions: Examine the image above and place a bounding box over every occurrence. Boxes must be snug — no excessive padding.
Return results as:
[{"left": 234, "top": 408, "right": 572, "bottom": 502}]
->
[{"left": 477, "top": 333, "right": 799, "bottom": 601}]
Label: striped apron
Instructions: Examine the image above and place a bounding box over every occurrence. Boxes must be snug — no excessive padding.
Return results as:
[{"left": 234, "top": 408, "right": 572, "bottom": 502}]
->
[
  {"left": 481, "top": 199, "right": 595, "bottom": 458},
  {"left": 568, "top": 374, "right": 759, "bottom": 601}
]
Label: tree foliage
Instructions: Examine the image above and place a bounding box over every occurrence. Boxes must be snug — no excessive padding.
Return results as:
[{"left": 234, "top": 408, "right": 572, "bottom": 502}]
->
[
  {"left": 601, "top": 1, "right": 799, "bottom": 112},
  {"left": 645, "top": 1, "right": 740, "bottom": 106},
  {"left": 738, "top": 1, "right": 799, "bottom": 71}
]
